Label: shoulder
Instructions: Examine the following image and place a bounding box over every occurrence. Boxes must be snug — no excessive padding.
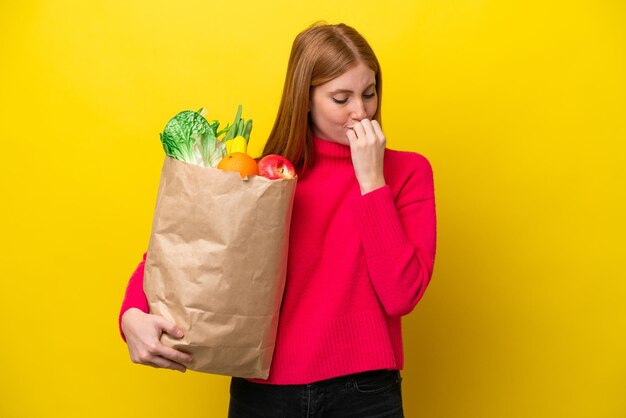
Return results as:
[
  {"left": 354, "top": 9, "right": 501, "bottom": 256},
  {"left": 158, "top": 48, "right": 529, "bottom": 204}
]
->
[
  {"left": 383, "top": 148, "right": 435, "bottom": 201},
  {"left": 384, "top": 147, "right": 434, "bottom": 181}
]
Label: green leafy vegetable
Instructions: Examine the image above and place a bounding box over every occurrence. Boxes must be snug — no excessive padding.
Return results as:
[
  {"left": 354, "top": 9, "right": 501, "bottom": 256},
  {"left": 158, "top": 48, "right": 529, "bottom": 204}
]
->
[
  {"left": 220, "top": 104, "right": 252, "bottom": 143},
  {"left": 159, "top": 110, "right": 226, "bottom": 168}
]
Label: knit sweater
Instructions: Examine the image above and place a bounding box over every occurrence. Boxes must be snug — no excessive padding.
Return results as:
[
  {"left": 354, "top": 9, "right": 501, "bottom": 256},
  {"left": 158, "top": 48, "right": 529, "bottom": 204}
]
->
[{"left": 118, "top": 135, "right": 437, "bottom": 385}]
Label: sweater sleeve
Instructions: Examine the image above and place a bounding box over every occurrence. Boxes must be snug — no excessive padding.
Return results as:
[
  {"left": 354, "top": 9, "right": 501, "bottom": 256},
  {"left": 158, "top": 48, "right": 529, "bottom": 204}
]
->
[
  {"left": 118, "top": 252, "right": 150, "bottom": 342},
  {"left": 351, "top": 153, "right": 437, "bottom": 317}
]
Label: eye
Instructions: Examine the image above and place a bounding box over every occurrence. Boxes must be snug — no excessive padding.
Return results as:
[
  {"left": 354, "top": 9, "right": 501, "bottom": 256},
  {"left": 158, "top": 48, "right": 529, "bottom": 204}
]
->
[
  {"left": 332, "top": 97, "right": 348, "bottom": 104},
  {"left": 364, "top": 92, "right": 376, "bottom": 100}
]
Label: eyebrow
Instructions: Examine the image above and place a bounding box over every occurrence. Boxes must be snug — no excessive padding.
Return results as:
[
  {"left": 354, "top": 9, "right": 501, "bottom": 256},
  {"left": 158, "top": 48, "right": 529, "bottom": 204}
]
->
[{"left": 329, "top": 83, "right": 376, "bottom": 94}]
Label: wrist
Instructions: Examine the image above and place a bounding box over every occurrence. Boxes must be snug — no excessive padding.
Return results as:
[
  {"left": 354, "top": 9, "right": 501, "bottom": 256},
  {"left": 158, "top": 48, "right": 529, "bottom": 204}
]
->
[{"left": 359, "top": 180, "right": 386, "bottom": 195}]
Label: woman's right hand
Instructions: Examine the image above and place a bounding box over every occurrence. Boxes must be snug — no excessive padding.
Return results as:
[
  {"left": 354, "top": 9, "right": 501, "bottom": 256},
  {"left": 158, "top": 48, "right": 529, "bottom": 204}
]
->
[{"left": 121, "top": 308, "right": 193, "bottom": 373}]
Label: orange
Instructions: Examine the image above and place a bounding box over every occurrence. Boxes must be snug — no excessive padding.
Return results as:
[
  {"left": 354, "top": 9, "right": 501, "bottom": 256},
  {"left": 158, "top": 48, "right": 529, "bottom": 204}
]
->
[{"left": 217, "top": 152, "right": 259, "bottom": 178}]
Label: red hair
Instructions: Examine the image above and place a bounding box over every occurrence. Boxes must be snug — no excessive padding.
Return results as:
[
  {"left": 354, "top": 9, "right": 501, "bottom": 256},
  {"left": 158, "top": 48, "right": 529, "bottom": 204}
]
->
[{"left": 260, "top": 21, "right": 383, "bottom": 175}]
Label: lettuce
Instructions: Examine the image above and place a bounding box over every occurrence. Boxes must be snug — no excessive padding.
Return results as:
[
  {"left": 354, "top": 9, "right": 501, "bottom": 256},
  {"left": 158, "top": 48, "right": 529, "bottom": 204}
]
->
[{"left": 159, "top": 110, "right": 226, "bottom": 168}]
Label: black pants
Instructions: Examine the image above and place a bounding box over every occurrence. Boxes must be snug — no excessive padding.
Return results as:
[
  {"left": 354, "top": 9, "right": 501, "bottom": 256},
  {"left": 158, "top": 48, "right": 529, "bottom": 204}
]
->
[{"left": 228, "top": 369, "right": 404, "bottom": 418}]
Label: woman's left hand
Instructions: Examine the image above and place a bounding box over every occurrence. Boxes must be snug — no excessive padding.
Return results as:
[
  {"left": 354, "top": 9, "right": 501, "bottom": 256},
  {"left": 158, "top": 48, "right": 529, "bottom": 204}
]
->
[{"left": 346, "top": 119, "right": 387, "bottom": 195}]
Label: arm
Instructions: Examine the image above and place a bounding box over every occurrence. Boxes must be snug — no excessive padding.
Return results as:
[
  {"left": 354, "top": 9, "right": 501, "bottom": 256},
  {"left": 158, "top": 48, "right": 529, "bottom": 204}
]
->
[
  {"left": 118, "top": 252, "right": 150, "bottom": 342},
  {"left": 351, "top": 154, "right": 437, "bottom": 317},
  {"left": 118, "top": 252, "right": 192, "bottom": 372}
]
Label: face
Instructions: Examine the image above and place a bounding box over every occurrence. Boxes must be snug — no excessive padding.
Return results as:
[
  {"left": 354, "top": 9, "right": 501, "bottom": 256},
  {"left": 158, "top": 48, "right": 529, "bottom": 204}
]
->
[{"left": 309, "top": 61, "right": 378, "bottom": 146}]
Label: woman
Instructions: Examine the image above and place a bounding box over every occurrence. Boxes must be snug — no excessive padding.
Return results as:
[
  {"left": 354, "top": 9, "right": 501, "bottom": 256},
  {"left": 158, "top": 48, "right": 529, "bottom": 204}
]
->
[{"left": 119, "top": 21, "right": 437, "bottom": 417}]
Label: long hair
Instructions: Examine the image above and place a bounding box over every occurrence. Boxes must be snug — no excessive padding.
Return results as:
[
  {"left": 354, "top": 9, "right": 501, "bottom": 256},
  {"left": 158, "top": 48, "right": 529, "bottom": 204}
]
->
[{"left": 260, "top": 21, "right": 383, "bottom": 175}]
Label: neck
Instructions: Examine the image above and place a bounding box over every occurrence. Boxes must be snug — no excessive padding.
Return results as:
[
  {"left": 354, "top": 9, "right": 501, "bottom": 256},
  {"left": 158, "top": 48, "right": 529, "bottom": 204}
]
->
[{"left": 312, "top": 135, "right": 352, "bottom": 168}]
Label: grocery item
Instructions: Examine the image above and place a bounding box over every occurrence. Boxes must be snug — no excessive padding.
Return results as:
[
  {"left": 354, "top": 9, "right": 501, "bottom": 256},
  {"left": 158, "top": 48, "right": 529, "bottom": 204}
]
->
[{"left": 257, "top": 154, "right": 297, "bottom": 180}]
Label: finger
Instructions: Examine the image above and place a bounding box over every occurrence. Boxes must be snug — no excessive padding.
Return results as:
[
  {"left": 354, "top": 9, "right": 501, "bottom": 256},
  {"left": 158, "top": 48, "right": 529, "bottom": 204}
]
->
[
  {"left": 145, "top": 356, "right": 187, "bottom": 373},
  {"left": 360, "top": 118, "right": 377, "bottom": 140},
  {"left": 346, "top": 127, "right": 358, "bottom": 146},
  {"left": 371, "top": 120, "right": 386, "bottom": 143},
  {"left": 156, "top": 317, "right": 184, "bottom": 339},
  {"left": 352, "top": 122, "right": 366, "bottom": 142},
  {"left": 159, "top": 345, "right": 194, "bottom": 365}
]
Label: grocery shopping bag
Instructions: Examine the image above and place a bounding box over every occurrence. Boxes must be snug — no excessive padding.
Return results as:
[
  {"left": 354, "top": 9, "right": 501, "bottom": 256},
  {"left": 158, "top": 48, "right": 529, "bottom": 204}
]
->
[{"left": 144, "top": 155, "right": 297, "bottom": 379}]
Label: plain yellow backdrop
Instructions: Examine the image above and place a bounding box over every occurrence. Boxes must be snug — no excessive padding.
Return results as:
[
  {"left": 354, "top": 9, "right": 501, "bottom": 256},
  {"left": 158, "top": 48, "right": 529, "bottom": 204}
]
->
[{"left": 1, "top": 0, "right": 625, "bottom": 417}]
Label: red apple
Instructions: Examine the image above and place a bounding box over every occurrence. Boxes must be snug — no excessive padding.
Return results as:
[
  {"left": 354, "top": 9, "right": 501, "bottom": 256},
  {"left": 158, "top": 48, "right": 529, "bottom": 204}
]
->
[{"left": 257, "top": 154, "right": 296, "bottom": 180}]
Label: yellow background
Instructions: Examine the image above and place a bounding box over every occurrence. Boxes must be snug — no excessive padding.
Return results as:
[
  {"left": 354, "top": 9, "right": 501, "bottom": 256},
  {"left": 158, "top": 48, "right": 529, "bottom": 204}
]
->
[{"left": 1, "top": 0, "right": 624, "bottom": 417}]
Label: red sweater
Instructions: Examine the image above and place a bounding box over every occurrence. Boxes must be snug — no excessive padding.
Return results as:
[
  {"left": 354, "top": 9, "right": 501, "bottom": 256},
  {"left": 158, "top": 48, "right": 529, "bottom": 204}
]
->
[{"left": 119, "top": 135, "right": 437, "bottom": 385}]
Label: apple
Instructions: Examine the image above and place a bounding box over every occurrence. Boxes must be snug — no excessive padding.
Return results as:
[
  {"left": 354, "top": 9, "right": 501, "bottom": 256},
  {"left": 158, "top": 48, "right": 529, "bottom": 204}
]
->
[{"left": 257, "top": 154, "right": 297, "bottom": 180}]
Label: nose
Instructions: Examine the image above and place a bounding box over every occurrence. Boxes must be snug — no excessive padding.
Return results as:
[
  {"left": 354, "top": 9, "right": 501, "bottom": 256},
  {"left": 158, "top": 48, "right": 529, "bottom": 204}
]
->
[{"left": 350, "top": 99, "right": 367, "bottom": 120}]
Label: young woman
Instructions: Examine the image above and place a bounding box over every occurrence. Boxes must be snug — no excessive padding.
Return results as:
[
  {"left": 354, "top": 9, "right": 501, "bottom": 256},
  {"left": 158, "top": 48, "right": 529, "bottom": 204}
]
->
[{"left": 119, "top": 21, "right": 437, "bottom": 417}]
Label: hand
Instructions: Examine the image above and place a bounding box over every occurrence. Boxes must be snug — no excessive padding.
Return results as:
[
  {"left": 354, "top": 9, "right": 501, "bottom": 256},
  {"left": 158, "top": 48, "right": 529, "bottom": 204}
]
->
[
  {"left": 346, "top": 119, "right": 386, "bottom": 195},
  {"left": 121, "top": 308, "right": 193, "bottom": 373}
]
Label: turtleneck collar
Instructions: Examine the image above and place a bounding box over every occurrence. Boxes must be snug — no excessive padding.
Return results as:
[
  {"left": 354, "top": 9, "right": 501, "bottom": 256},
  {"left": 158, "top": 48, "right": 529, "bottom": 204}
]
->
[{"left": 312, "top": 135, "right": 352, "bottom": 162}]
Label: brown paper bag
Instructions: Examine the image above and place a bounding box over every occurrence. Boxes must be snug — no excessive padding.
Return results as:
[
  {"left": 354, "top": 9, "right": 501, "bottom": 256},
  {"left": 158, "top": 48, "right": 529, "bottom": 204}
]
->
[{"left": 144, "top": 156, "right": 297, "bottom": 379}]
